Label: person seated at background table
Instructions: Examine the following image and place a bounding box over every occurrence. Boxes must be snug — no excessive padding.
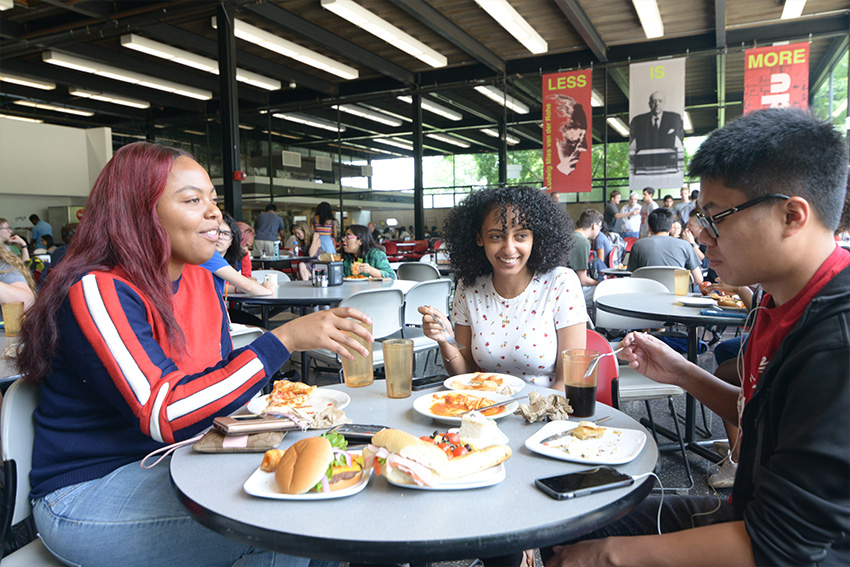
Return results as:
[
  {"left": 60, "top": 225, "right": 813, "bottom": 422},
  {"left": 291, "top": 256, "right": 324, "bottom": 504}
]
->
[
  {"left": 545, "top": 107, "right": 850, "bottom": 567},
  {"left": 341, "top": 224, "right": 394, "bottom": 280},
  {"left": 286, "top": 221, "right": 310, "bottom": 253},
  {"left": 570, "top": 209, "right": 603, "bottom": 305},
  {"left": 682, "top": 206, "right": 717, "bottom": 282},
  {"left": 0, "top": 218, "right": 36, "bottom": 308},
  {"left": 419, "top": 185, "right": 587, "bottom": 390},
  {"left": 668, "top": 219, "right": 683, "bottom": 239},
  {"left": 627, "top": 207, "right": 704, "bottom": 285},
  {"left": 34, "top": 233, "right": 57, "bottom": 255},
  {"left": 202, "top": 213, "right": 271, "bottom": 297},
  {"left": 0, "top": 217, "right": 30, "bottom": 264},
  {"left": 39, "top": 223, "right": 79, "bottom": 286},
  {"left": 16, "top": 142, "right": 371, "bottom": 567},
  {"left": 235, "top": 221, "right": 254, "bottom": 278}
]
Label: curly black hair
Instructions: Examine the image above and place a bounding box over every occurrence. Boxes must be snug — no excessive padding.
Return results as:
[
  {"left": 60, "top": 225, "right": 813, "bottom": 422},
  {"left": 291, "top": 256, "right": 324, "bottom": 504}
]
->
[{"left": 443, "top": 186, "right": 574, "bottom": 287}]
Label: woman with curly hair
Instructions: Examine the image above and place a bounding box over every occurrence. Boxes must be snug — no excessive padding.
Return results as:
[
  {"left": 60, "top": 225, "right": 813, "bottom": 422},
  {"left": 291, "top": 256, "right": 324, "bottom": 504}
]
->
[
  {"left": 419, "top": 185, "right": 587, "bottom": 390},
  {"left": 0, "top": 218, "right": 36, "bottom": 307}
]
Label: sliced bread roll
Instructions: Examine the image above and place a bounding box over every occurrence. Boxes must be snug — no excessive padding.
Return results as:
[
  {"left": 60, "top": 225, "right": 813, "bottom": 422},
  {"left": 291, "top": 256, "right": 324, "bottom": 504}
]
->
[
  {"left": 370, "top": 428, "right": 449, "bottom": 471},
  {"left": 438, "top": 444, "right": 512, "bottom": 480}
]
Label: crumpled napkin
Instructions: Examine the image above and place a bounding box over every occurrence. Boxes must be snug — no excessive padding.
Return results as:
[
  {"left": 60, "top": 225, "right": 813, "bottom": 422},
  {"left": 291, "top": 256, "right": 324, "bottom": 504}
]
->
[
  {"left": 514, "top": 391, "right": 573, "bottom": 422},
  {"left": 311, "top": 407, "right": 351, "bottom": 429}
]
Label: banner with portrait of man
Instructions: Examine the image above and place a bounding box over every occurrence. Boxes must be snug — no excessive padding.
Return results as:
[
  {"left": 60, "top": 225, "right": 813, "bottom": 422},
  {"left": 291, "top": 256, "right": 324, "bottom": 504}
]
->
[
  {"left": 628, "top": 58, "right": 685, "bottom": 192},
  {"left": 542, "top": 70, "right": 592, "bottom": 192}
]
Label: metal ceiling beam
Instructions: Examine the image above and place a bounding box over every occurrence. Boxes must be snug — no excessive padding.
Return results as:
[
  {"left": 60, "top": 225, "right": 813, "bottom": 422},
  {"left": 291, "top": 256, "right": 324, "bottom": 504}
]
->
[
  {"left": 387, "top": 0, "right": 505, "bottom": 74},
  {"left": 553, "top": 0, "right": 608, "bottom": 62},
  {"left": 38, "top": 0, "right": 113, "bottom": 19},
  {"left": 0, "top": 83, "right": 147, "bottom": 120},
  {"left": 140, "top": 23, "right": 336, "bottom": 96},
  {"left": 0, "top": 17, "right": 21, "bottom": 39},
  {"left": 715, "top": 0, "right": 727, "bottom": 48},
  {"left": 242, "top": 3, "right": 415, "bottom": 86},
  {"left": 726, "top": 12, "right": 850, "bottom": 45}
]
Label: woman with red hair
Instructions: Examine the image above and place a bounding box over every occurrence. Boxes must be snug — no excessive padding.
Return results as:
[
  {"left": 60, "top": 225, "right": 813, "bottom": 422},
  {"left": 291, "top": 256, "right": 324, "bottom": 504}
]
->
[
  {"left": 236, "top": 220, "right": 255, "bottom": 277},
  {"left": 17, "top": 142, "right": 370, "bottom": 567}
]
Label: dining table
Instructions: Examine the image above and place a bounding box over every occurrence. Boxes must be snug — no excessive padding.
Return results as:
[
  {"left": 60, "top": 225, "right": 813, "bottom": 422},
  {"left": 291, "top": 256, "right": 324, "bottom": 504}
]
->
[
  {"left": 594, "top": 291, "right": 747, "bottom": 461},
  {"left": 251, "top": 255, "right": 313, "bottom": 271},
  {"left": 600, "top": 268, "right": 632, "bottom": 278},
  {"left": 170, "top": 381, "right": 658, "bottom": 565}
]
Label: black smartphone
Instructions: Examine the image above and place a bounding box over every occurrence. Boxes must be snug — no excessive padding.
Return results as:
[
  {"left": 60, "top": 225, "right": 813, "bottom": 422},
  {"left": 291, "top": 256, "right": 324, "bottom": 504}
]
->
[
  {"left": 412, "top": 374, "right": 448, "bottom": 391},
  {"left": 330, "top": 424, "right": 388, "bottom": 443},
  {"left": 212, "top": 415, "right": 297, "bottom": 435},
  {"left": 535, "top": 466, "right": 634, "bottom": 500}
]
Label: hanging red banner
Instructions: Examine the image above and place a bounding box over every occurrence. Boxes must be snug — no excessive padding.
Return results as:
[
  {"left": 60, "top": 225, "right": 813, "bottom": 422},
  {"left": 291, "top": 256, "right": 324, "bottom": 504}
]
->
[
  {"left": 542, "top": 70, "right": 592, "bottom": 193},
  {"left": 743, "top": 43, "right": 809, "bottom": 113}
]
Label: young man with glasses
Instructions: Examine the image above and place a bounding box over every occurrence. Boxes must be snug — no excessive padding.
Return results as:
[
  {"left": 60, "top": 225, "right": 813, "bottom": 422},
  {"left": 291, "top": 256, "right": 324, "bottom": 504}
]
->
[{"left": 545, "top": 108, "right": 849, "bottom": 566}]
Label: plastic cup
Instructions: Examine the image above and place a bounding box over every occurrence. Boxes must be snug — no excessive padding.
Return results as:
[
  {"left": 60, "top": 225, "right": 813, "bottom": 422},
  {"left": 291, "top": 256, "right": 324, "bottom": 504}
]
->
[
  {"left": 341, "top": 321, "right": 374, "bottom": 388},
  {"left": 674, "top": 269, "right": 690, "bottom": 296},
  {"left": 383, "top": 339, "right": 413, "bottom": 399},
  {"left": 262, "top": 272, "right": 280, "bottom": 289},
  {"left": 562, "top": 348, "right": 599, "bottom": 418},
  {"left": 2, "top": 302, "right": 24, "bottom": 338}
]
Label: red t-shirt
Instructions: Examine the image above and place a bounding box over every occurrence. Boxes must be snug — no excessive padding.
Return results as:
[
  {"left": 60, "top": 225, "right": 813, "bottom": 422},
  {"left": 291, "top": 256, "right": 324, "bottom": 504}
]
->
[
  {"left": 742, "top": 245, "right": 850, "bottom": 405},
  {"left": 240, "top": 253, "right": 252, "bottom": 278}
]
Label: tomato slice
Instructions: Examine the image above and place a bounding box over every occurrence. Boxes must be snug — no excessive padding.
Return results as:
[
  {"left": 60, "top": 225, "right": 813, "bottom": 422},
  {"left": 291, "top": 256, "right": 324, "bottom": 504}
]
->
[
  {"left": 452, "top": 445, "right": 469, "bottom": 457},
  {"left": 438, "top": 443, "right": 453, "bottom": 456},
  {"left": 445, "top": 432, "right": 460, "bottom": 445},
  {"left": 420, "top": 436, "right": 436, "bottom": 444}
]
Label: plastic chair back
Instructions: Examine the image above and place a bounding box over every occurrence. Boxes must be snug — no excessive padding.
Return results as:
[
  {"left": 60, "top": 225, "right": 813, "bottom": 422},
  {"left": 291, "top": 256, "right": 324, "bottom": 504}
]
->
[
  {"left": 632, "top": 266, "right": 691, "bottom": 294},
  {"left": 624, "top": 237, "right": 638, "bottom": 252},
  {"left": 593, "top": 278, "right": 668, "bottom": 330},
  {"left": 401, "top": 279, "right": 452, "bottom": 327},
  {"left": 1, "top": 378, "right": 38, "bottom": 525},
  {"left": 251, "top": 269, "right": 285, "bottom": 282},
  {"left": 339, "top": 288, "right": 404, "bottom": 340},
  {"left": 585, "top": 329, "right": 617, "bottom": 406},
  {"left": 230, "top": 324, "right": 264, "bottom": 349},
  {"left": 397, "top": 262, "right": 440, "bottom": 282},
  {"left": 606, "top": 248, "right": 619, "bottom": 268}
]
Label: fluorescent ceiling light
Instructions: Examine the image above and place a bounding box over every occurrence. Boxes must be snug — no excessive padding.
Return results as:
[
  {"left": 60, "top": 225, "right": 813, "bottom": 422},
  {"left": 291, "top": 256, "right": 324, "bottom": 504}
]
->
[
  {"left": 426, "top": 133, "right": 471, "bottom": 148},
  {"left": 43, "top": 51, "right": 212, "bottom": 100},
  {"left": 0, "top": 113, "right": 43, "bottom": 123},
  {"left": 332, "top": 104, "right": 403, "bottom": 127},
  {"left": 13, "top": 100, "right": 94, "bottom": 117},
  {"left": 374, "top": 137, "right": 413, "bottom": 150},
  {"left": 474, "top": 0, "right": 547, "bottom": 54},
  {"left": 607, "top": 117, "right": 630, "bottom": 137},
  {"left": 238, "top": 124, "right": 255, "bottom": 130},
  {"left": 0, "top": 0, "right": 14, "bottom": 11},
  {"left": 396, "top": 95, "right": 463, "bottom": 121},
  {"left": 0, "top": 72, "right": 55, "bottom": 90},
  {"left": 632, "top": 0, "right": 664, "bottom": 38},
  {"left": 273, "top": 112, "right": 345, "bottom": 133},
  {"left": 70, "top": 88, "right": 150, "bottom": 109},
  {"left": 361, "top": 103, "right": 411, "bottom": 123},
  {"left": 121, "top": 34, "right": 281, "bottom": 91},
  {"left": 474, "top": 85, "right": 530, "bottom": 114},
  {"left": 683, "top": 111, "right": 693, "bottom": 133},
  {"left": 214, "top": 17, "right": 358, "bottom": 80},
  {"left": 321, "top": 0, "right": 447, "bottom": 67},
  {"left": 591, "top": 89, "right": 604, "bottom": 107},
  {"left": 781, "top": 0, "right": 806, "bottom": 19},
  {"left": 480, "top": 128, "right": 520, "bottom": 145}
]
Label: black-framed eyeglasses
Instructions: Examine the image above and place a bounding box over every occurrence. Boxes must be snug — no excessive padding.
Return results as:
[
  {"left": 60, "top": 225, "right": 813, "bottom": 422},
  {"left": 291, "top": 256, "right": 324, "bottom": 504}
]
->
[
  {"left": 696, "top": 194, "right": 790, "bottom": 239},
  {"left": 217, "top": 230, "right": 233, "bottom": 239}
]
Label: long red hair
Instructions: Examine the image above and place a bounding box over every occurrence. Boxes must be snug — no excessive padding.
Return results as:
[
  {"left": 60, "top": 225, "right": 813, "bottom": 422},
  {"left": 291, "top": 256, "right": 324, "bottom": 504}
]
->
[{"left": 18, "top": 142, "right": 193, "bottom": 383}]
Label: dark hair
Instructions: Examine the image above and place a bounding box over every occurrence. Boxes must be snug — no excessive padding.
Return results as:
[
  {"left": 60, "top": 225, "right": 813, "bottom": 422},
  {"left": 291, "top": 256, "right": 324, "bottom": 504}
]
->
[
  {"left": 316, "top": 201, "right": 334, "bottom": 225},
  {"left": 40, "top": 234, "right": 54, "bottom": 248},
  {"left": 577, "top": 209, "right": 603, "bottom": 229},
  {"left": 18, "top": 142, "right": 194, "bottom": 383},
  {"left": 220, "top": 212, "right": 242, "bottom": 269},
  {"left": 29, "top": 214, "right": 39, "bottom": 223},
  {"left": 663, "top": 195, "right": 674, "bottom": 202},
  {"left": 61, "top": 223, "right": 78, "bottom": 245},
  {"left": 610, "top": 190, "right": 621, "bottom": 199},
  {"left": 642, "top": 187, "right": 655, "bottom": 196},
  {"left": 443, "top": 185, "right": 573, "bottom": 287},
  {"left": 689, "top": 108, "right": 848, "bottom": 230},
  {"left": 264, "top": 203, "right": 277, "bottom": 212},
  {"left": 343, "top": 224, "right": 380, "bottom": 260},
  {"left": 648, "top": 207, "right": 674, "bottom": 233},
  {"left": 689, "top": 190, "right": 700, "bottom": 201}
]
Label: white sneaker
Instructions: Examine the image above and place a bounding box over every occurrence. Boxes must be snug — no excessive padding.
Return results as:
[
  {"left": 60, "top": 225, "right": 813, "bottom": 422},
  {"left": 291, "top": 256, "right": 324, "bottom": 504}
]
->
[
  {"left": 708, "top": 459, "right": 738, "bottom": 489},
  {"left": 712, "top": 440, "right": 731, "bottom": 455}
]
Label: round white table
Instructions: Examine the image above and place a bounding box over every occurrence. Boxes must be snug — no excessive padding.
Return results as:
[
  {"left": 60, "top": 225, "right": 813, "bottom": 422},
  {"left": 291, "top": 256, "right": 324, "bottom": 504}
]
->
[{"left": 170, "top": 382, "right": 658, "bottom": 565}]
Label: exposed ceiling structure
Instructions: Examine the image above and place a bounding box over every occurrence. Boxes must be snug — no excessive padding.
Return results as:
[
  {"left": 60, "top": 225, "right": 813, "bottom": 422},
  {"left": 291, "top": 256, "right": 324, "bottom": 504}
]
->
[{"left": 1, "top": 0, "right": 848, "bottom": 161}]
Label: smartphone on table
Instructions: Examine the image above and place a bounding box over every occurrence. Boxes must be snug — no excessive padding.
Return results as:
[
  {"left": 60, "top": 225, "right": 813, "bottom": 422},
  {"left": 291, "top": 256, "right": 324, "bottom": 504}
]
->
[
  {"left": 213, "top": 414, "right": 299, "bottom": 435},
  {"left": 329, "top": 423, "right": 388, "bottom": 444},
  {"left": 411, "top": 374, "right": 448, "bottom": 391},
  {"left": 535, "top": 466, "right": 634, "bottom": 500}
]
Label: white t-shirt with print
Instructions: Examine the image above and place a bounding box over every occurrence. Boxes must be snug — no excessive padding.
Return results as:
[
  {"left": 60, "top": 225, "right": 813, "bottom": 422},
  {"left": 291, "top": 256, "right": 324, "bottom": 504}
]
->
[{"left": 452, "top": 267, "right": 586, "bottom": 387}]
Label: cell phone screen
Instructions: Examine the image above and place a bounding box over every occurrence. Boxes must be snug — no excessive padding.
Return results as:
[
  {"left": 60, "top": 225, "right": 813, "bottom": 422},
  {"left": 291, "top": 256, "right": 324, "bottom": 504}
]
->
[{"left": 535, "top": 467, "right": 633, "bottom": 499}]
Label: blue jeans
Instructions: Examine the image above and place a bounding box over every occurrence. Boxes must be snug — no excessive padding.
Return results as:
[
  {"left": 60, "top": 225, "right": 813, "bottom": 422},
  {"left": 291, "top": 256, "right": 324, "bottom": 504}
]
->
[
  {"left": 619, "top": 230, "right": 639, "bottom": 239},
  {"left": 33, "top": 459, "right": 338, "bottom": 567}
]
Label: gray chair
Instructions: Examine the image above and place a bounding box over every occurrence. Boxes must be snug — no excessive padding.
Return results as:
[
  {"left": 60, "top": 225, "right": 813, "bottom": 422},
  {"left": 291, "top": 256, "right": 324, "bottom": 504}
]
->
[
  {"left": 397, "top": 279, "right": 453, "bottom": 375},
  {"left": 592, "top": 277, "right": 669, "bottom": 330},
  {"left": 302, "top": 287, "right": 404, "bottom": 384},
  {"left": 396, "top": 262, "right": 440, "bottom": 282},
  {"left": 1, "top": 378, "right": 66, "bottom": 566},
  {"left": 230, "top": 323, "right": 265, "bottom": 349}
]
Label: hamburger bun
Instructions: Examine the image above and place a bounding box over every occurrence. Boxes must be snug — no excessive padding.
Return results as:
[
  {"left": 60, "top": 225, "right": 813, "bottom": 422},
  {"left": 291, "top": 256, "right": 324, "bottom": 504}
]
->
[{"left": 275, "top": 437, "right": 333, "bottom": 494}]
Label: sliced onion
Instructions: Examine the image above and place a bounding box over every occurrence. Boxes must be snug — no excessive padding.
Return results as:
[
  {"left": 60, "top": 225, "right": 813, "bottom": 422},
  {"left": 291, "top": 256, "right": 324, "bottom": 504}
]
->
[
  {"left": 332, "top": 447, "right": 352, "bottom": 467},
  {"left": 320, "top": 475, "right": 330, "bottom": 493}
]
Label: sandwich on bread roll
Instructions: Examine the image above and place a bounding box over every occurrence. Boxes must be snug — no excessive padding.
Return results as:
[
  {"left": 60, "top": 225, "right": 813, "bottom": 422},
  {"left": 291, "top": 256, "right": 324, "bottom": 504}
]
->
[
  {"left": 274, "top": 435, "right": 363, "bottom": 494},
  {"left": 363, "top": 428, "right": 511, "bottom": 487}
]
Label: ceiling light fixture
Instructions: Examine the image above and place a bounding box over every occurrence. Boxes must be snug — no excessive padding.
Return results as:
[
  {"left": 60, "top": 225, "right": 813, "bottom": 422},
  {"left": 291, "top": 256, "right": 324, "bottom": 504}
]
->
[
  {"left": 632, "top": 0, "right": 664, "bottom": 39},
  {"left": 361, "top": 103, "right": 412, "bottom": 123},
  {"left": 213, "top": 17, "right": 358, "bottom": 80},
  {"left": 0, "top": 72, "right": 55, "bottom": 90},
  {"left": 480, "top": 128, "right": 520, "bottom": 145},
  {"left": 473, "top": 0, "right": 547, "bottom": 54},
  {"left": 13, "top": 100, "right": 94, "bottom": 117},
  {"left": 273, "top": 112, "right": 345, "bottom": 132},
  {"left": 0, "top": 113, "right": 43, "bottom": 123},
  {"left": 396, "top": 95, "right": 463, "bottom": 121},
  {"left": 683, "top": 111, "right": 693, "bottom": 133},
  {"left": 606, "top": 117, "right": 630, "bottom": 137},
  {"left": 321, "top": 0, "right": 447, "bottom": 68},
  {"left": 0, "top": 0, "right": 14, "bottom": 11},
  {"left": 426, "top": 133, "right": 471, "bottom": 148},
  {"left": 374, "top": 137, "right": 413, "bottom": 150},
  {"left": 474, "top": 85, "right": 530, "bottom": 114},
  {"left": 121, "top": 34, "right": 281, "bottom": 91},
  {"left": 591, "top": 89, "right": 604, "bottom": 107},
  {"left": 780, "top": 0, "right": 807, "bottom": 19},
  {"left": 43, "top": 51, "right": 212, "bottom": 100},
  {"left": 69, "top": 88, "right": 150, "bottom": 109},
  {"left": 332, "top": 104, "right": 403, "bottom": 127}
]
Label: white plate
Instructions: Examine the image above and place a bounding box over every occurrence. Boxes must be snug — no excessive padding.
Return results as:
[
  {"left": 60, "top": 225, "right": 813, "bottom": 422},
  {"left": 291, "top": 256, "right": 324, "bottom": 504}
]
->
[
  {"left": 413, "top": 390, "right": 518, "bottom": 425},
  {"left": 716, "top": 303, "right": 747, "bottom": 312},
  {"left": 243, "top": 452, "right": 372, "bottom": 500},
  {"left": 444, "top": 373, "right": 525, "bottom": 397},
  {"left": 448, "top": 427, "right": 509, "bottom": 448},
  {"left": 384, "top": 463, "right": 505, "bottom": 491},
  {"left": 246, "top": 389, "right": 351, "bottom": 416},
  {"left": 524, "top": 420, "right": 647, "bottom": 465},
  {"left": 676, "top": 296, "right": 717, "bottom": 307}
]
